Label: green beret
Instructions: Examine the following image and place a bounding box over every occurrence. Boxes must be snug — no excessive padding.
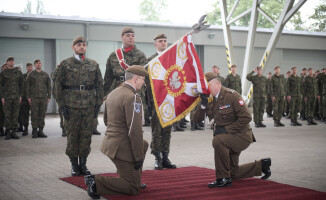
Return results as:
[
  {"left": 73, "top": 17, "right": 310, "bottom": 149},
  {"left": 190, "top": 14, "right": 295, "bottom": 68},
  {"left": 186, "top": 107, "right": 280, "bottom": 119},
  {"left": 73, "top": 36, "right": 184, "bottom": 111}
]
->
[
  {"left": 126, "top": 65, "right": 148, "bottom": 77},
  {"left": 205, "top": 72, "right": 218, "bottom": 82},
  {"left": 154, "top": 33, "right": 167, "bottom": 40},
  {"left": 72, "top": 36, "right": 86, "bottom": 46},
  {"left": 121, "top": 27, "right": 134, "bottom": 36}
]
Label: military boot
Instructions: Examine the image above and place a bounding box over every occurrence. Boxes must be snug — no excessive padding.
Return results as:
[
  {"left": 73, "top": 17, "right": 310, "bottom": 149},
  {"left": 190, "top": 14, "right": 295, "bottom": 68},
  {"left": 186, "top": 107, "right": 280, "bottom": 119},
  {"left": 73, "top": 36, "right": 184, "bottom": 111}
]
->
[
  {"left": 294, "top": 119, "right": 302, "bottom": 126},
  {"left": 274, "top": 121, "right": 280, "bottom": 127},
  {"left": 0, "top": 127, "right": 4, "bottom": 136},
  {"left": 261, "top": 158, "right": 272, "bottom": 180},
  {"left": 162, "top": 152, "right": 176, "bottom": 169},
  {"left": 195, "top": 123, "right": 204, "bottom": 130},
  {"left": 179, "top": 121, "right": 187, "bottom": 129},
  {"left": 92, "top": 125, "right": 101, "bottom": 135},
  {"left": 84, "top": 175, "right": 100, "bottom": 199},
  {"left": 191, "top": 121, "right": 195, "bottom": 131},
  {"left": 38, "top": 128, "right": 47, "bottom": 138},
  {"left": 310, "top": 118, "right": 318, "bottom": 125},
  {"left": 79, "top": 156, "right": 91, "bottom": 175},
  {"left": 154, "top": 152, "right": 163, "bottom": 170},
  {"left": 11, "top": 129, "right": 20, "bottom": 139},
  {"left": 32, "top": 128, "right": 38, "bottom": 138},
  {"left": 290, "top": 120, "right": 297, "bottom": 126},
  {"left": 278, "top": 121, "right": 285, "bottom": 126},
  {"left": 5, "top": 129, "right": 11, "bottom": 140},
  {"left": 22, "top": 125, "right": 28, "bottom": 136},
  {"left": 173, "top": 123, "right": 184, "bottom": 132},
  {"left": 62, "top": 128, "right": 67, "bottom": 137},
  {"left": 17, "top": 123, "right": 23, "bottom": 132},
  {"left": 321, "top": 117, "right": 325, "bottom": 122},
  {"left": 198, "top": 121, "right": 205, "bottom": 127},
  {"left": 259, "top": 121, "right": 266, "bottom": 127},
  {"left": 255, "top": 122, "right": 260, "bottom": 128},
  {"left": 70, "top": 157, "right": 80, "bottom": 176},
  {"left": 307, "top": 117, "right": 312, "bottom": 125}
]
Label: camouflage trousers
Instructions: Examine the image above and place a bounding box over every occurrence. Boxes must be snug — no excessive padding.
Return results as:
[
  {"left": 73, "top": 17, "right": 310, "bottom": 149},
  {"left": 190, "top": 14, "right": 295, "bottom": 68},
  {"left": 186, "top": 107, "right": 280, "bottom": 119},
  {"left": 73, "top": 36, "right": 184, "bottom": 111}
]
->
[
  {"left": 3, "top": 98, "right": 20, "bottom": 129},
  {"left": 300, "top": 96, "right": 306, "bottom": 117},
  {"left": 59, "top": 109, "right": 64, "bottom": 129},
  {"left": 19, "top": 98, "right": 30, "bottom": 126},
  {"left": 253, "top": 96, "right": 265, "bottom": 123},
  {"left": 66, "top": 107, "right": 94, "bottom": 158},
  {"left": 0, "top": 102, "right": 4, "bottom": 127},
  {"left": 305, "top": 96, "right": 316, "bottom": 118},
  {"left": 266, "top": 94, "right": 273, "bottom": 115},
  {"left": 323, "top": 95, "right": 326, "bottom": 117},
  {"left": 289, "top": 96, "right": 301, "bottom": 121},
  {"left": 30, "top": 97, "right": 48, "bottom": 128},
  {"left": 272, "top": 96, "right": 285, "bottom": 121},
  {"left": 150, "top": 112, "right": 172, "bottom": 154},
  {"left": 318, "top": 96, "right": 323, "bottom": 117}
]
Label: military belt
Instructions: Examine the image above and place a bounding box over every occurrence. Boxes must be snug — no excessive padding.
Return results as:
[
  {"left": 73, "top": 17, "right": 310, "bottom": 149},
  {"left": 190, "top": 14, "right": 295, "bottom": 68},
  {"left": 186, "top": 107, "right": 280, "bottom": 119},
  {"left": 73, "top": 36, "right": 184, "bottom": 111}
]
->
[
  {"left": 114, "top": 76, "right": 125, "bottom": 81},
  {"left": 62, "top": 85, "right": 95, "bottom": 91}
]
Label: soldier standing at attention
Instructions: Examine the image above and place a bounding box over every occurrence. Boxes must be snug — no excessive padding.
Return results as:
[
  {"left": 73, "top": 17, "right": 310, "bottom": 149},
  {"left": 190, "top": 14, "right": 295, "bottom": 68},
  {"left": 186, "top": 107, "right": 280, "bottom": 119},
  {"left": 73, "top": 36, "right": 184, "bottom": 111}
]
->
[
  {"left": 246, "top": 66, "right": 267, "bottom": 128},
  {"left": 194, "top": 72, "right": 271, "bottom": 188},
  {"left": 270, "top": 66, "right": 287, "bottom": 127},
  {"left": 26, "top": 59, "right": 51, "bottom": 138},
  {"left": 103, "top": 27, "right": 150, "bottom": 126},
  {"left": 212, "top": 65, "right": 225, "bottom": 86},
  {"left": 284, "top": 71, "right": 291, "bottom": 118},
  {"left": 286, "top": 67, "right": 302, "bottom": 126},
  {"left": 84, "top": 66, "right": 149, "bottom": 199},
  {"left": 302, "top": 68, "right": 318, "bottom": 125},
  {"left": 266, "top": 72, "right": 273, "bottom": 118},
  {"left": 300, "top": 68, "right": 307, "bottom": 120},
  {"left": 318, "top": 68, "right": 326, "bottom": 123},
  {"left": 316, "top": 69, "right": 324, "bottom": 121},
  {"left": 18, "top": 63, "right": 33, "bottom": 136},
  {"left": 0, "top": 64, "right": 8, "bottom": 137},
  {"left": 0, "top": 57, "right": 23, "bottom": 140},
  {"left": 147, "top": 33, "right": 177, "bottom": 170},
  {"left": 225, "top": 64, "right": 242, "bottom": 95},
  {"left": 56, "top": 36, "right": 104, "bottom": 176}
]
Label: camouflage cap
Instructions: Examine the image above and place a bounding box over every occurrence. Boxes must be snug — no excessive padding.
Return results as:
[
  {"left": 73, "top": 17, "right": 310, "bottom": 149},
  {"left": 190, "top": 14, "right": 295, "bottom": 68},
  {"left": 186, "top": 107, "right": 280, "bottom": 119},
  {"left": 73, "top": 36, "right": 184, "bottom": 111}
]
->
[
  {"left": 72, "top": 36, "right": 87, "bottom": 46},
  {"left": 154, "top": 33, "right": 167, "bottom": 40},
  {"left": 205, "top": 72, "right": 218, "bottom": 82},
  {"left": 126, "top": 65, "right": 148, "bottom": 77},
  {"left": 121, "top": 27, "right": 134, "bottom": 36}
]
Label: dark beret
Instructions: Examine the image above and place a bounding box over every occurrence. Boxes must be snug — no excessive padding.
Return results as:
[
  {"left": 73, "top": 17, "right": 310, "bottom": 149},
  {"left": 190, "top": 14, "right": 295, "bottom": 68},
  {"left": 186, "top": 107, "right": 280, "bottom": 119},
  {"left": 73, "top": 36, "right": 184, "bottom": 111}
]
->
[
  {"left": 121, "top": 27, "right": 134, "bottom": 36},
  {"left": 126, "top": 65, "right": 148, "bottom": 77},
  {"left": 154, "top": 33, "right": 167, "bottom": 40},
  {"left": 205, "top": 72, "right": 218, "bottom": 82},
  {"left": 72, "top": 36, "right": 86, "bottom": 46}
]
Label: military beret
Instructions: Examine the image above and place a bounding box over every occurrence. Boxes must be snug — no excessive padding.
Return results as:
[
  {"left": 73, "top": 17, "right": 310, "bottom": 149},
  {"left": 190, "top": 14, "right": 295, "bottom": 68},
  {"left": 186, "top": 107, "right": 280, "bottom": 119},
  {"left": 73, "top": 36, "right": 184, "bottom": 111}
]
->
[
  {"left": 205, "top": 72, "right": 218, "bottom": 82},
  {"left": 121, "top": 27, "right": 134, "bottom": 36},
  {"left": 72, "top": 36, "right": 87, "bottom": 46},
  {"left": 6, "top": 57, "right": 14, "bottom": 62},
  {"left": 154, "top": 33, "right": 167, "bottom": 40},
  {"left": 126, "top": 65, "right": 148, "bottom": 77}
]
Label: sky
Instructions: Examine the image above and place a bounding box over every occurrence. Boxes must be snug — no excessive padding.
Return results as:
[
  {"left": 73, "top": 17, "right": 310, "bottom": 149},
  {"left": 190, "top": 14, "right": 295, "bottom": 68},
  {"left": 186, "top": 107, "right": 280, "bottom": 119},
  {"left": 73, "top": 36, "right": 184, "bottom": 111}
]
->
[{"left": 0, "top": 0, "right": 321, "bottom": 26}]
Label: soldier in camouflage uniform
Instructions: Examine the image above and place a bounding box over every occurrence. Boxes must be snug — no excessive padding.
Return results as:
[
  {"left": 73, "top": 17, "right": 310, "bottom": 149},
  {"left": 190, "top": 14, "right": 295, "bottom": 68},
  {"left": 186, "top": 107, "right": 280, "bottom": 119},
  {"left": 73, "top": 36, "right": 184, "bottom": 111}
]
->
[
  {"left": 246, "top": 66, "right": 267, "bottom": 128},
  {"left": 316, "top": 68, "right": 325, "bottom": 121},
  {"left": 212, "top": 65, "right": 226, "bottom": 86},
  {"left": 18, "top": 63, "right": 33, "bottom": 136},
  {"left": 270, "top": 66, "right": 286, "bottom": 127},
  {"left": 56, "top": 36, "right": 104, "bottom": 176},
  {"left": 147, "top": 33, "right": 176, "bottom": 170},
  {"left": 51, "top": 64, "right": 67, "bottom": 137},
  {"left": 319, "top": 68, "right": 326, "bottom": 123},
  {"left": 0, "top": 57, "right": 23, "bottom": 140},
  {"left": 286, "top": 67, "right": 302, "bottom": 126},
  {"left": 300, "top": 68, "right": 307, "bottom": 120},
  {"left": 284, "top": 71, "right": 291, "bottom": 118},
  {"left": 225, "top": 64, "right": 242, "bottom": 95},
  {"left": 0, "top": 64, "right": 8, "bottom": 136},
  {"left": 266, "top": 72, "right": 273, "bottom": 117},
  {"left": 103, "top": 27, "right": 150, "bottom": 126},
  {"left": 302, "top": 68, "right": 318, "bottom": 125},
  {"left": 26, "top": 59, "right": 51, "bottom": 138}
]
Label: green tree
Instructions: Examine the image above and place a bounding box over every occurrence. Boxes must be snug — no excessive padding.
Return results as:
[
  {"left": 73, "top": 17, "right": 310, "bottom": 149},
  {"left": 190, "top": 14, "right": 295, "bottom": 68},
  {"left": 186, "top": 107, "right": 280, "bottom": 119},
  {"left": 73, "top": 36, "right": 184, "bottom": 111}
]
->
[
  {"left": 139, "top": 0, "right": 168, "bottom": 22},
  {"left": 23, "top": 0, "right": 32, "bottom": 14},
  {"left": 309, "top": 0, "right": 326, "bottom": 32},
  {"left": 23, "top": 0, "right": 48, "bottom": 14}
]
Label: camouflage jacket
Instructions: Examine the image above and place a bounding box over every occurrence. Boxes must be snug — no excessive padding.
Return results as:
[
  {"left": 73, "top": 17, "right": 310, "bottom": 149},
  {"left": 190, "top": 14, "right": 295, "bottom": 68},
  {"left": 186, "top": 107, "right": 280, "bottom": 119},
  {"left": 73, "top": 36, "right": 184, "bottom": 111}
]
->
[
  {"left": 26, "top": 70, "right": 51, "bottom": 99},
  {"left": 317, "top": 73, "right": 326, "bottom": 95},
  {"left": 286, "top": 74, "right": 301, "bottom": 97},
  {"left": 217, "top": 75, "right": 226, "bottom": 87},
  {"left": 302, "top": 75, "right": 318, "bottom": 98},
  {"left": 55, "top": 56, "right": 104, "bottom": 108},
  {"left": 51, "top": 66, "right": 60, "bottom": 100},
  {"left": 103, "top": 46, "right": 147, "bottom": 95},
  {"left": 0, "top": 68, "right": 23, "bottom": 100},
  {"left": 246, "top": 71, "right": 267, "bottom": 97},
  {"left": 225, "top": 73, "right": 242, "bottom": 95},
  {"left": 270, "top": 74, "right": 286, "bottom": 97},
  {"left": 21, "top": 72, "right": 30, "bottom": 99}
]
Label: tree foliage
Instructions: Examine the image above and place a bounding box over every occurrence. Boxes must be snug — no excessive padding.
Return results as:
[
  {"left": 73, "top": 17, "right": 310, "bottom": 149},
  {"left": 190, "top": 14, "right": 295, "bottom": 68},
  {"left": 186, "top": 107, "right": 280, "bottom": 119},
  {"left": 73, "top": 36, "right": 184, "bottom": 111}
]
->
[
  {"left": 23, "top": 0, "right": 48, "bottom": 14},
  {"left": 309, "top": 0, "right": 326, "bottom": 32},
  {"left": 139, "top": 0, "right": 168, "bottom": 22}
]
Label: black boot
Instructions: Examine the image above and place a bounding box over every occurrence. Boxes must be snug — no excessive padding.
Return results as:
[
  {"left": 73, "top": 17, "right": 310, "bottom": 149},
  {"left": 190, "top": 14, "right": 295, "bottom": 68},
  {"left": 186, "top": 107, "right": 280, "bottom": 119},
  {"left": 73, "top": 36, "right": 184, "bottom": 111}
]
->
[
  {"left": 32, "top": 128, "right": 38, "bottom": 138},
  {"left": 84, "top": 175, "right": 100, "bottom": 199},
  {"left": 307, "top": 117, "right": 312, "bottom": 125},
  {"left": 17, "top": 123, "right": 23, "bottom": 132},
  {"left": 195, "top": 123, "right": 203, "bottom": 130},
  {"left": 38, "top": 128, "right": 47, "bottom": 138},
  {"left": 261, "top": 158, "right": 272, "bottom": 180},
  {"left": 62, "top": 128, "right": 67, "bottom": 137},
  {"left": 92, "top": 126, "right": 101, "bottom": 135},
  {"left": 5, "top": 129, "right": 11, "bottom": 140},
  {"left": 259, "top": 121, "right": 266, "bottom": 127},
  {"left": 311, "top": 118, "right": 318, "bottom": 125},
  {"left": 179, "top": 121, "right": 187, "bottom": 128},
  {"left": 154, "top": 152, "right": 163, "bottom": 170},
  {"left": 198, "top": 121, "right": 205, "bottom": 127},
  {"left": 321, "top": 117, "right": 325, "bottom": 122},
  {"left": 173, "top": 123, "right": 184, "bottom": 132},
  {"left": 22, "top": 125, "right": 28, "bottom": 136},
  {"left": 162, "top": 152, "right": 176, "bottom": 169},
  {"left": 0, "top": 127, "right": 4, "bottom": 136},
  {"left": 274, "top": 121, "right": 280, "bottom": 127},
  {"left": 11, "top": 129, "right": 20, "bottom": 139},
  {"left": 70, "top": 157, "right": 80, "bottom": 176},
  {"left": 294, "top": 119, "right": 302, "bottom": 126},
  {"left": 79, "top": 156, "right": 91, "bottom": 175},
  {"left": 290, "top": 120, "right": 297, "bottom": 126},
  {"left": 191, "top": 121, "right": 195, "bottom": 131},
  {"left": 255, "top": 122, "right": 260, "bottom": 128},
  {"left": 278, "top": 121, "right": 285, "bottom": 126},
  {"left": 144, "top": 118, "right": 151, "bottom": 126},
  {"left": 208, "top": 177, "right": 232, "bottom": 188}
]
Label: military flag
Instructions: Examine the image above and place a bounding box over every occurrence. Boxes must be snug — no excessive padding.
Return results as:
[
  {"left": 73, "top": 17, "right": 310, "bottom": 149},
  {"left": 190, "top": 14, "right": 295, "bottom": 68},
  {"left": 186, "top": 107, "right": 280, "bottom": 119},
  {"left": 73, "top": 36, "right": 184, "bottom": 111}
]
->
[{"left": 147, "top": 34, "right": 210, "bottom": 128}]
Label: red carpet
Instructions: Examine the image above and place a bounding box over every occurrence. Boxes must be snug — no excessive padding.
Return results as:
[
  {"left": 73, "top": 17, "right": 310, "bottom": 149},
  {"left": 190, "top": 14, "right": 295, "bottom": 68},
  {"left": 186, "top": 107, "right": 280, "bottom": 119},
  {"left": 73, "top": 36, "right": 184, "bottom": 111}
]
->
[{"left": 60, "top": 166, "right": 326, "bottom": 200}]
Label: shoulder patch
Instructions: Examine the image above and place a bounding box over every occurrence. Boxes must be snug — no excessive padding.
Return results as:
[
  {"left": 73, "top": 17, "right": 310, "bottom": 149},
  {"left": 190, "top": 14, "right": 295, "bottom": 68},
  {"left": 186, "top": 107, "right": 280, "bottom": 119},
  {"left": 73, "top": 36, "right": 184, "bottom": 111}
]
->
[
  {"left": 238, "top": 99, "right": 244, "bottom": 106},
  {"left": 133, "top": 102, "right": 142, "bottom": 113}
]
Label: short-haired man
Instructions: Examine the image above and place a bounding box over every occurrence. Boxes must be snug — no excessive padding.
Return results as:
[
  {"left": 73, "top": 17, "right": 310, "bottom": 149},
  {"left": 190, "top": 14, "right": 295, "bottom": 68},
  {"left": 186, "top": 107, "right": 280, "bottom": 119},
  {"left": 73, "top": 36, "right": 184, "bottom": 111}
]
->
[
  {"left": 287, "top": 67, "right": 302, "bottom": 126},
  {"left": 225, "top": 65, "right": 242, "bottom": 95},
  {"left": 270, "top": 66, "right": 286, "bottom": 127},
  {"left": 194, "top": 72, "right": 271, "bottom": 188},
  {"left": 302, "top": 68, "right": 318, "bottom": 125},
  {"left": 26, "top": 59, "right": 51, "bottom": 138},
  {"left": 84, "top": 65, "right": 149, "bottom": 199},
  {"left": 266, "top": 72, "right": 273, "bottom": 118},
  {"left": 212, "top": 65, "right": 225, "bottom": 86},
  {"left": 0, "top": 64, "right": 9, "bottom": 136}
]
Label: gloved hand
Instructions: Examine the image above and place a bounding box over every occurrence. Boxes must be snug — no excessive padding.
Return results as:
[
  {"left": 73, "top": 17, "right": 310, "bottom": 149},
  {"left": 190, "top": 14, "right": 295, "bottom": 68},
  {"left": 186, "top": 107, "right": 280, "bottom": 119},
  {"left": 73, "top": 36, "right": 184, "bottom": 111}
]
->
[
  {"left": 134, "top": 159, "right": 144, "bottom": 170},
  {"left": 94, "top": 105, "right": 101, "bottom": 118},
  {"left": 200, "top": 93, "right": 209, "bottom": 106},
  {"left": 60, "top": 106, "right": 70, "bottom": 121},
  {"left": 214, "top": 126, "right": 226, "bottom": 136}
]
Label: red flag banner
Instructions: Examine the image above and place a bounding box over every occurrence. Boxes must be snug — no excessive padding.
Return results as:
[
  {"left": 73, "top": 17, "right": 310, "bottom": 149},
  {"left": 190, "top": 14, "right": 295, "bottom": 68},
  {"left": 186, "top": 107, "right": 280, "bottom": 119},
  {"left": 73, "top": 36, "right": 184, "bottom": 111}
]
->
[{"left": 148, "top": 35, "right": 210, "bottom": 128}]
